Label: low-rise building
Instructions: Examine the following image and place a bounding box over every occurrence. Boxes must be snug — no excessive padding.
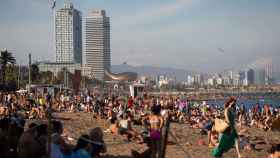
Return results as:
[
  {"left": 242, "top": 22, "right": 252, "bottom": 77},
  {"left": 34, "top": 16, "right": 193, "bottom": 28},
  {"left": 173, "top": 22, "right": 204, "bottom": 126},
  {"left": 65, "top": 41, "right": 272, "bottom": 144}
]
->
[{"left": 37, "top": 62, "right": 92, "bottom": 78}]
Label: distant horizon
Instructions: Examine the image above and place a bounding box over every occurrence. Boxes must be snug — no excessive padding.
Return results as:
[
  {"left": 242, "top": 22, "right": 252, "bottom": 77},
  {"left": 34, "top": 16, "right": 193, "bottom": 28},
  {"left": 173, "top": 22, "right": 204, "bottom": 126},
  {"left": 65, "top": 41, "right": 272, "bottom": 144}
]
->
[
  {"left": 19, "top": 60, "right": 278, "bottom": 76},
  {"left": 1, "top": 0, "right": 280, "bottom": 73}
]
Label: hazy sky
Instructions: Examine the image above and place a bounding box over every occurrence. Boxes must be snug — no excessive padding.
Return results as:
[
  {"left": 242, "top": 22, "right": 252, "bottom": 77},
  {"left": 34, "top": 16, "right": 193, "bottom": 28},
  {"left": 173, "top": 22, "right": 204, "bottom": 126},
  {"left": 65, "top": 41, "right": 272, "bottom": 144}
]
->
[{"left": 0, "top": 0, "right": 280, "bottom": 73}]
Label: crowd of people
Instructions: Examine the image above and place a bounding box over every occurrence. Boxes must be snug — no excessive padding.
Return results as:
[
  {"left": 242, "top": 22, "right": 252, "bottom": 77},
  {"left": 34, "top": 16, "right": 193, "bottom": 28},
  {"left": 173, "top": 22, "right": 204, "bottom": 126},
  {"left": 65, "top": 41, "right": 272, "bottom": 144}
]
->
[{"left": 0, "top": 91, "right": 280, "bottom": 158}]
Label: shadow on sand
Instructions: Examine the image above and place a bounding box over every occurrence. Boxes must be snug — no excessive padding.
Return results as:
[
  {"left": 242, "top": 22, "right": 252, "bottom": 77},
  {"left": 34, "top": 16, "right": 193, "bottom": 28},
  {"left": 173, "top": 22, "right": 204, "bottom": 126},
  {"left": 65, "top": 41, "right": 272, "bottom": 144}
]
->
[
  {"left": 101, "top": 148, "right": 151, "bottom": 158},
  {"left": 101, "top": 155, "right": 131, "bottom": 158}
]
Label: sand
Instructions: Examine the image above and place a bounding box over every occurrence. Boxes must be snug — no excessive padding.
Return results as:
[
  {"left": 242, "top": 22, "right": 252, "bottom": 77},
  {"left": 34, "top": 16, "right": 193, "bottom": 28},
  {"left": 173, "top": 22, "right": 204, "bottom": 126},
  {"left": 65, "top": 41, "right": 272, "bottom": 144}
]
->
[{"left": 46, "top": 112, "right": 280, "bottom": 158}]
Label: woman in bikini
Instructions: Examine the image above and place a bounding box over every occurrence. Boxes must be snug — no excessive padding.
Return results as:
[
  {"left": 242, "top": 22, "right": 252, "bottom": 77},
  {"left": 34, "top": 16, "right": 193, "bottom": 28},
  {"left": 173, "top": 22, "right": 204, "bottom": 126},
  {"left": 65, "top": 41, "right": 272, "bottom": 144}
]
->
[{"left": 143, "top": 105, "right": 164, "bottom": 158}]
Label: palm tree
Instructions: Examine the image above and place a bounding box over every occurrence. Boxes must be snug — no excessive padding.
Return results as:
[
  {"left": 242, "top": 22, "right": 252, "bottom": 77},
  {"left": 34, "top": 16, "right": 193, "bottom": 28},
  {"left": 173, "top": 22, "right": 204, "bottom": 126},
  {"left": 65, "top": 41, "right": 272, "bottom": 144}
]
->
[
  {"left": 0, "top": 49, "right": 16, "bottom": 84},
  {"left": 31, "top": 64, "right": 40, "bottom": 83}
]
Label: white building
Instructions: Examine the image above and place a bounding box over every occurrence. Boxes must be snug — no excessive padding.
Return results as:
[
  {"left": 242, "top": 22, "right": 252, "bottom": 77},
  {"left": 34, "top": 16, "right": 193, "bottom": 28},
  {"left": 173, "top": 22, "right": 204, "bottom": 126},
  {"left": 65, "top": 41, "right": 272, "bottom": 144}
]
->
[
  {"left": 216, "top": 77, "right": 223, "bottom": 85},
  {"left": 85, "top": 10, "right": 111, "bottom": 81},
  {"left": 232, "top": 72, "right": 241, "bottom": 86},
  {"left": 207, "top": 78, "right": 215, "bottom": 86},
  {"left": 187, "top": 75, "right": 194, "bottom": 86},
  {"left": 55, "top": 2, "right": 82, "bottom": 64},
  {"left": 194, "top": 74, "right": 203, "bottom": 86}
]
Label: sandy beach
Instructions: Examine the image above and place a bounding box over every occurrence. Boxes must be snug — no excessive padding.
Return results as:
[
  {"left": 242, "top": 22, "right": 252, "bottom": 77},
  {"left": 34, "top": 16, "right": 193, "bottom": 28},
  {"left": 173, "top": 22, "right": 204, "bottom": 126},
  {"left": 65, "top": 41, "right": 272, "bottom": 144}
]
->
[{"left": 42, "top": 112, "right": 280, "bottom": 158}]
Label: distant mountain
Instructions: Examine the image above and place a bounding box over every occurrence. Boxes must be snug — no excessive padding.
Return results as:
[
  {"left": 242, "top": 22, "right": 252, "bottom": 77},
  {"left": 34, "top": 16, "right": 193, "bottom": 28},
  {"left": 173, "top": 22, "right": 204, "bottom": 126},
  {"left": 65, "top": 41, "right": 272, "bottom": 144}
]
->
[{"left": 111, "top": 64, "right": 193, "bottom": 81}]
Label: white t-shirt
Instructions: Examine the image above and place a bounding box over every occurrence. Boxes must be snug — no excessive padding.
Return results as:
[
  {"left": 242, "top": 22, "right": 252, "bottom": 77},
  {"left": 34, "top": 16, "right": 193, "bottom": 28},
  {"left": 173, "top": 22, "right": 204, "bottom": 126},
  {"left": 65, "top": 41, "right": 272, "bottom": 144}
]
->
[
  {"left": 86, "top": 96, "right": 92, "bottom": 103},
  {"left": 60, "top": 95, "right": 65, "bottom": 102},
  {"left": 119, "top": 119, "right": 128, "bottom": 129}
]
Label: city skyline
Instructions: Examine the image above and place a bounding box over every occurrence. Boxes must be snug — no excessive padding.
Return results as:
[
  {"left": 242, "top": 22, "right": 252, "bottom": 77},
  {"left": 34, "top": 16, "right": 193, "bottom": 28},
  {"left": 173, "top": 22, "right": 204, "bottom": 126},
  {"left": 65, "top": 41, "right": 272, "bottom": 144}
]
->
[{"left": 0, "top": 0, "right": 280, "bottom": 73}]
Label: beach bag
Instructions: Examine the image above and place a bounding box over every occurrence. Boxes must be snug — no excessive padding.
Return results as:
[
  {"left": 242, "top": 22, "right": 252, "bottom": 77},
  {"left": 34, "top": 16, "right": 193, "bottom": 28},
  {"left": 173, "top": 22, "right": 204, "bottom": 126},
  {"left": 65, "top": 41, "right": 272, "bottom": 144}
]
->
[
  {"left": 150, "top": 130, "right": 161, "bottom": 140},
  {"left": 214, "top": 119, "right": 229, "bottom": 133}
]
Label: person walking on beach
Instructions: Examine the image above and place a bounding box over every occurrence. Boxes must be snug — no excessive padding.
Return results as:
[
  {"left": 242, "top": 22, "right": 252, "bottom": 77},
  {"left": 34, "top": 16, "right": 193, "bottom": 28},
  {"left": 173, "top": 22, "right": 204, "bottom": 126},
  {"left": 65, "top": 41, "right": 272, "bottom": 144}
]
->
[{"left": 212, "top": 97, "right": 242, "bottom": 158}]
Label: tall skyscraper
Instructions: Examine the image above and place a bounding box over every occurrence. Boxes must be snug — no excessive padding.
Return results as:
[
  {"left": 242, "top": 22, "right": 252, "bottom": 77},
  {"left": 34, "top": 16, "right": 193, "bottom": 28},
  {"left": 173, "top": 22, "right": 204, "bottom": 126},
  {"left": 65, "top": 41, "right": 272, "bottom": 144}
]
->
[
  {"left": 55, "top": 2, "right": 82, "bottom": 64},
  {"left": 85, "top": 10, "right": 111, "bottom": 81}
]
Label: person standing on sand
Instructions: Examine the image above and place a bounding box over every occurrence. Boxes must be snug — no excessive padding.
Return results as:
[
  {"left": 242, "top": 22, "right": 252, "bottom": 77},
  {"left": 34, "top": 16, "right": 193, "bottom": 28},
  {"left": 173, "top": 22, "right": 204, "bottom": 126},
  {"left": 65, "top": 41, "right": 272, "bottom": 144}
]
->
[
  {"left": 264, "top": 104, "right": 272, "bottom": 130},
  {"left": 143, "top": 105, "right": 164, "bottom": 158},
  {"left": 212, "top": 97, "right": 242, "bottom": 158}
]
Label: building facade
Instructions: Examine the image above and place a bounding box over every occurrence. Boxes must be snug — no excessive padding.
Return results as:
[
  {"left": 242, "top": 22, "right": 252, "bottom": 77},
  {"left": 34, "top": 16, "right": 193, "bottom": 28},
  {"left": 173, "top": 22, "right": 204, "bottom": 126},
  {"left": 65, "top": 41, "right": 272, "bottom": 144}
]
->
[
  {"left": 254, "top": 68, "right": 266, "bottom": 85},
  {"left": 85, "top": 10, "right": 111, "bottom": 81},
  {"left": 243, "top": 68, "right": 254, "bottom": 86},
  {"left": 55, "top": 2, "right": 82, "bottom": 64},
  {"left": 38, "top": 62, "right": 81, "bottom": 76},
  {"left": 265, "top": 63, "right": 273, "bottom": 85},
  {"left": 37, "top": 62, "right": 92, "bottom": 77}
]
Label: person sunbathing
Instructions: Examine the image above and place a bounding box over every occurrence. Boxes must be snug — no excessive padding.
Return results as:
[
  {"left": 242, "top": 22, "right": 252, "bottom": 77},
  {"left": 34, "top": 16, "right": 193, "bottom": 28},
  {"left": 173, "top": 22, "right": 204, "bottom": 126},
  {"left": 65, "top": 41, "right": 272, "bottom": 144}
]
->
[
  {"left": 118, "top": 114, "right": 139, "bottom": 142},
  {"left": 108, "top": 117, "right": 118, "bottom": 135}
]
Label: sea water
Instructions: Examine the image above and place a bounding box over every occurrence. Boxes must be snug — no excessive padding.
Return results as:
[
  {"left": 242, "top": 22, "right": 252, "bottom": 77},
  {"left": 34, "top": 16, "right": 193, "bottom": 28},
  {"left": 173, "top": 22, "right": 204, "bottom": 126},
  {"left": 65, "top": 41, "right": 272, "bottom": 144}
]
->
[{"left": 206, "top": 99, "right": 280, "bottom": 109}]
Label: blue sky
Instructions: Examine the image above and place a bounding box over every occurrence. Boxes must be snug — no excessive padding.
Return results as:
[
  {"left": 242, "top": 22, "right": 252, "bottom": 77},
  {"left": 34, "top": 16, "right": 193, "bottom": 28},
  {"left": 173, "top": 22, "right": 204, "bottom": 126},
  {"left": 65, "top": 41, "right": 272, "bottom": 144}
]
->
[{"left": 0, "top": 0, "right": 280, "bottom": 73}]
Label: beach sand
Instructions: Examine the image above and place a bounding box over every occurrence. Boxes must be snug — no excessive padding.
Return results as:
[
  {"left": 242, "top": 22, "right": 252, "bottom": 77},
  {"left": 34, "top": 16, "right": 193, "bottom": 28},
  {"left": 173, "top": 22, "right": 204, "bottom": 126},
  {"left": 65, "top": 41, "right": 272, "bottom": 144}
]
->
[{"left": 47, "top": 112, "right": 279, "bottom": 158}]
